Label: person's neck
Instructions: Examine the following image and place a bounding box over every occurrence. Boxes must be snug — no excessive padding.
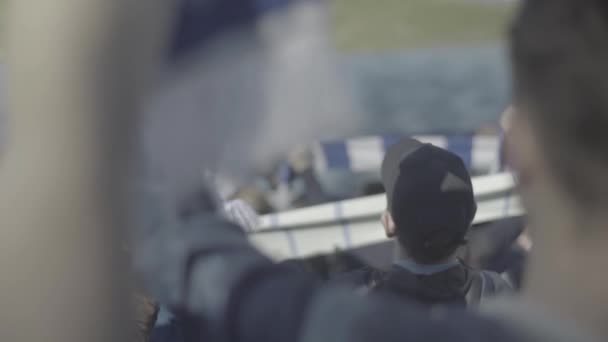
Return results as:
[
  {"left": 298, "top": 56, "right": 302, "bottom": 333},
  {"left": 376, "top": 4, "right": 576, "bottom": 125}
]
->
[
  {"left": 393, "top": 244, "right": 410, "bottom": 262},
  {"left": 524, "top": 208, "right": 608, "bottom": 340},
  {"left": 392, "top": 243, "right": 455, "bottom": 265}
]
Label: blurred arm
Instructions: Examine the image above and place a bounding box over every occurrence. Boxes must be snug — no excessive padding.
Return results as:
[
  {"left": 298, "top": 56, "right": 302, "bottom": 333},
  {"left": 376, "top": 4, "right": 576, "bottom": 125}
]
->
[
  {"left": 0, "top": 1, "right": 172, "bottom": 341},
  {"left": 224, "top": 199, "right": 260, "bottom": 232},
  {"left": 137, "top": 205, "right": 319, "bottom": 342}
]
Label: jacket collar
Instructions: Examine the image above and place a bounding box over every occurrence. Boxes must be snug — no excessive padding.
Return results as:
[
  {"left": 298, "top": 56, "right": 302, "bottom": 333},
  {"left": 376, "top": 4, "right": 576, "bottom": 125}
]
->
[{"left": 393, "top": 259, "right": 461, "bottom": 276}]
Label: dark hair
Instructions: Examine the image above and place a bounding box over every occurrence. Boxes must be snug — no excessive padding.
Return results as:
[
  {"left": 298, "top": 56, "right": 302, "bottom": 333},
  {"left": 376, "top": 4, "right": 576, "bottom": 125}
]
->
[{"left": 510, "top": 0, "right": 608, "bottom": 209}]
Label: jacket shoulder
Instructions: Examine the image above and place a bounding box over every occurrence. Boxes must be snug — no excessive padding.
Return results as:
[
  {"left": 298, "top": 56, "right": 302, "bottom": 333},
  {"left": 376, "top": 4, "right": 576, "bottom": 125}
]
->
[
  {"left": 478, "top": 270, "right": 513, "bottom": 295},
  {"left": 467, "top": 269, "right": 513, "bottom": 307}
]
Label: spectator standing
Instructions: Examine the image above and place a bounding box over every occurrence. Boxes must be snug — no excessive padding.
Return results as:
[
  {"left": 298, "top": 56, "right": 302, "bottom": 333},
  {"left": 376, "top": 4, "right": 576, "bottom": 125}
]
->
[{"left": 334, "top": 138, "right": 512, "bottom": 307}]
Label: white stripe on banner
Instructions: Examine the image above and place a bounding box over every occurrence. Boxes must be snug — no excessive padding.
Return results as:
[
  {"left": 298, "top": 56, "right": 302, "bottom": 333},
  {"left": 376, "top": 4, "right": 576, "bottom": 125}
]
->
[
  {"left": 249, "top": 173, "right": 523, "bottom": 261},
  {"left": 472, "top": 135, "right": 500, "bottom": 174},
  {"left": 413, "top": 135, "right": 448, "bottom": 149},
  {"left": 289, "top": 225, "right": 349, "bottom": 256},
  {"left": 345, "top": 136, "right": 385, "bottom": 172},
  {"left": 255, "top": 173, "right": 515, "bottom": 232}
]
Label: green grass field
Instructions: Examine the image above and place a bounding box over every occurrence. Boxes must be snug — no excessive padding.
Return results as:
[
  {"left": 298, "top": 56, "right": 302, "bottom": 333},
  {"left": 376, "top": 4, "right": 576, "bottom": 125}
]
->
[
  {"left": 0, "top": 1, "right": 515, "bottom": 56},
  {"left": 332, "top": 0, "right": 515, "bottom": 52}
]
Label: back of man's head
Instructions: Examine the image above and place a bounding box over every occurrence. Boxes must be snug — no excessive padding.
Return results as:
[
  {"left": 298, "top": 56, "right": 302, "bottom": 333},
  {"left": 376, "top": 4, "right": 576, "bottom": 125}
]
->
[
  {"left": 381, "top": 139, "right": 477, "bottom": 264},
  {"left": 510, "top": 0, "right": 608, "bottom": 211}
]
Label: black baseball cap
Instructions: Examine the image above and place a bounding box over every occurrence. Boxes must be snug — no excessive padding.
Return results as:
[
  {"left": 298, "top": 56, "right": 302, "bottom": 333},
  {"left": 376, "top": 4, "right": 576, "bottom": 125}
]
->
[{"left": 381, "top": 138, "right": 477, "bottom": 263}]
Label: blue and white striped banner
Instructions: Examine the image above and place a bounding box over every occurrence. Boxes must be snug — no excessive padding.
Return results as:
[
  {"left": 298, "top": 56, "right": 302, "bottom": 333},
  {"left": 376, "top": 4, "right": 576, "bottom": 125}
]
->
[
  {"left": 250, "top": 172, "right": 522, "bottom": 261},
  {"left": 312, "top": 133, "right": 502, "bottom": 176}
]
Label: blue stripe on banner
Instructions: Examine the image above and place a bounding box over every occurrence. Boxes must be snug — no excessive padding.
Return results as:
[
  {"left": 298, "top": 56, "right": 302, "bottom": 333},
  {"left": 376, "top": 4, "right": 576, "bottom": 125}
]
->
[
  {"left": 334, "top": 202, "right": 352, "bottom": 248},
  {"left": 382, "top": 134, "right": 403, "bottom": 151},
  {"left": 270, "top": 214, "right": 280, "bottom": 228},
  {"left": 285, "top": 230, "right": 299, "bottom": 257},
  {"left": 447, "top": 135, "right": 473, "bottom": 170},
  {"left": 321, "top": 141, "right": 351, "bottom": 170}
]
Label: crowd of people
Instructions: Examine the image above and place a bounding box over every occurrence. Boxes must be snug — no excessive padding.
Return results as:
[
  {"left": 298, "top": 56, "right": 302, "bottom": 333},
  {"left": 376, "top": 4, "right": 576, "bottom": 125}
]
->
[{"left": 3, "top": 0, "right": 608, "bottom": 342}]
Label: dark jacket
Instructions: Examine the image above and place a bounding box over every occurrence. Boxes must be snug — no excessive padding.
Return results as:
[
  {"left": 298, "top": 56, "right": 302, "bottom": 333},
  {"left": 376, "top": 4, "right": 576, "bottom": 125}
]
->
[
  {"left": 332, "top": 261, "right": 512, "bottom": 308},
  {"left": 137, "top": 194, "right": 520, "bottom": 342}
]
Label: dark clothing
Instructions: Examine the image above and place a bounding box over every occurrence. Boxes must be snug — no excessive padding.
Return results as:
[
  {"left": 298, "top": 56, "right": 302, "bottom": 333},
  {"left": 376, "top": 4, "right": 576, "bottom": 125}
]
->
[
  {"left": 151, "top": 321, "right": 183, "bottom": 342},
  {"left": 137, "top": 208, "right": 523, "bottom": 342},
  {"left": 150, "top": 308, "right": 185, "bottom": 342},
  {"left": 464, "top": 216, "right": 527, "bottom": 290},
  {"left": 333, "top": 261, "right": 511, "bottom": 308},
  {"left": 465, "top": 217, "right": 525, "bottom": 269},
  {"left": 489, "top": 245, "right": 527, "bottom": 290},
  {"left": 280, "top": 250, "right": 370, "bottom": 281}
]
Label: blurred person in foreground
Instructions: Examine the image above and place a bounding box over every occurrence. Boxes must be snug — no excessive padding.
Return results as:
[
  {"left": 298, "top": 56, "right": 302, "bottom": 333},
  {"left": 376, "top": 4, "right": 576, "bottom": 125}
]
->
[
  {"left": 150, "top": 197, "right": 259, "bottom": 342},
  {"left": 480, "top": 0, "right": 608, "bottom": 339},
  {"left": 461, "top": 106, "right": 531, "bottom": 290},
  {"left": 333, "top": 138, "right": 511, "bottom": 307},
  {"left": 459, "top": 106, "right": 529, "bottom": 290},
  {"left": 138, "top": 0, "right": 607, "bottom": 340},
  {"left": 0, "top": 0, "right": 173, "bottom": 341},
  {"left": 5, "top": 1, "right": 605, "bottom": 342}
]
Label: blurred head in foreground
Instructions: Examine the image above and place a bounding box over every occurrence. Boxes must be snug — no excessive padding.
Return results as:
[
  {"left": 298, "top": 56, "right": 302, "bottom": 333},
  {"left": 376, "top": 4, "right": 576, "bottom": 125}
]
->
[
  {"left": 507, "top": 0, "right": 608, "bottom": 335},
  {"left": 509, "top": 0, "right": 608, "bottom": 248},
  {"left": 380, "top": 138, "right": 477, "bottom": 264},
  {"left": 510, "top": 0, "right": 608, "bottom": 216}
]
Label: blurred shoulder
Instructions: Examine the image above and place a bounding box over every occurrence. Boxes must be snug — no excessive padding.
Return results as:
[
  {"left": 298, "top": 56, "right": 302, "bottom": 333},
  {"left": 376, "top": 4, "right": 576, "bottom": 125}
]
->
[
  {"left": 300, "top": 286, "right": 520, "bottom": 342},
  {"left": 480, "top": 297, "right": 600, "bottom": 342},
  {"left": 328, "top": 266, "right": 385, "bottom": 288}
]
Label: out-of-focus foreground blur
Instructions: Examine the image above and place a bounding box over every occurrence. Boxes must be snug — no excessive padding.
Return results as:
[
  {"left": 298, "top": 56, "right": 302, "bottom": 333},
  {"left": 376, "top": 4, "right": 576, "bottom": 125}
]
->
[{"left": 2, "top": 0, "right": 562, "bottom": 341}]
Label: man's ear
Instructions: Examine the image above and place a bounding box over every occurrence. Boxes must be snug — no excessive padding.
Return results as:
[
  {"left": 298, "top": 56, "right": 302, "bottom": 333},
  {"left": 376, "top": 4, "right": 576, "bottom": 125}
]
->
[{"left": 381, "top": 211, "right": 396, "bottom": 238}]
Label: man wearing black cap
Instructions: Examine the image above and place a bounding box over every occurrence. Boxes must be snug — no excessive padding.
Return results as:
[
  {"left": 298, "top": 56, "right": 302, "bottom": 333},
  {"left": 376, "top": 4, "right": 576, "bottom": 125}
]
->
[{"left": 336, "top": 138, "right": 512, "bottom": 307}]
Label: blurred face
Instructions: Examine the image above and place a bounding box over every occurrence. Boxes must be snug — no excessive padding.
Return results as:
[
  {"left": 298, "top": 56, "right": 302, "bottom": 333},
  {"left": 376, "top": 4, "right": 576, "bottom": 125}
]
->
[
  {"left": 504, "top": 105, "right": 571, "bottom": 245},
  {"left": 504, "top": 106, "right": 535, "bottom": 194}
]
